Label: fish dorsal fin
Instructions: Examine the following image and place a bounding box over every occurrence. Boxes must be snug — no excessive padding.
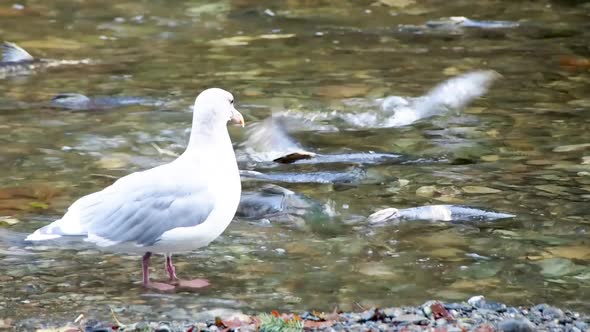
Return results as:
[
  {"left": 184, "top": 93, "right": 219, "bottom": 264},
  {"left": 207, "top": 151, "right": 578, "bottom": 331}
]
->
[{"left": 2, "top": 42, "right": 34, "bottom": 62}]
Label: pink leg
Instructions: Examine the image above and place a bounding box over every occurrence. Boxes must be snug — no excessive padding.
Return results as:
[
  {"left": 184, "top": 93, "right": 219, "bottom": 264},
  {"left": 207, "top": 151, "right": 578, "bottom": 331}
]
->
[
  {"left": 142, "top": 252, "right": 152, "bottom": 286},
  {"left": 165, "top": 255, "right": 178, "bottom": 281},
  {"left": 165, "top": 254, "right": 210, "bottom": 289},
  {"left": 142, "top": 252, "right": 174, "bottom": 291}
]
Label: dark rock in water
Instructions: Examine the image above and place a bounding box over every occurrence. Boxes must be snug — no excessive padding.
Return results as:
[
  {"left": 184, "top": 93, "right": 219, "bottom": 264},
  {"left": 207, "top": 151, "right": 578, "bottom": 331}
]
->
[
  {"left": 497, "top": 318, "right": 535, "bottom": 332},
  {"left": 49, "top": 93, "right": 161, "bottom": 111}
]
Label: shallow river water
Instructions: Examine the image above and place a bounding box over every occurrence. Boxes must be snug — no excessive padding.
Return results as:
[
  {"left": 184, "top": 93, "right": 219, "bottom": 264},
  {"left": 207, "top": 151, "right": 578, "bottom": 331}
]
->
[{"left": 1, "top": 0, "right": 590, "bottom": 327}]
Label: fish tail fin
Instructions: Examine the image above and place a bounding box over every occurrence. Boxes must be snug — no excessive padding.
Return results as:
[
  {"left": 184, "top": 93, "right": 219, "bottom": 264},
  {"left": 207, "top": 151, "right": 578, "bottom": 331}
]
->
[{"left": 2, "top": 41, "right": 35, "bottom": 62}]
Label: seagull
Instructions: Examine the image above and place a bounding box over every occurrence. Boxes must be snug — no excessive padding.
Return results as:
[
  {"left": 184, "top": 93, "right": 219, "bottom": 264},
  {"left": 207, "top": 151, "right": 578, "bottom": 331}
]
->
[{"left": 25, "top": 88, "right": 245, "bottom": 291}]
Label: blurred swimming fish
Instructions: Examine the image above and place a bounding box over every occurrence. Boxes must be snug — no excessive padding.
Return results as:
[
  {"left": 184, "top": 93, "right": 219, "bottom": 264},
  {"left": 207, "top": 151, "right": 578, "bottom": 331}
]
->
[
  {"left": 0, "top": 41, "right": 91, "bottom": 78},
  {"left": 275, "top": 70, "right": 500, "bottom": 129}
]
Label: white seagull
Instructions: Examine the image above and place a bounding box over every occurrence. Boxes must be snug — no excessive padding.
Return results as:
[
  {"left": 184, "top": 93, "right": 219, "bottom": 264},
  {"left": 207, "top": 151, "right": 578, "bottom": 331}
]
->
[{"left": 26, "top": 88, "right": 245, "bottom": 291}]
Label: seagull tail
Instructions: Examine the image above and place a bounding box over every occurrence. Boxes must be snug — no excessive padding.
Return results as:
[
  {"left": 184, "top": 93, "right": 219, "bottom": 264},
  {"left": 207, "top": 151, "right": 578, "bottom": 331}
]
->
[{"left": 25, "top": 222, "right": 64, "bottom": 241}]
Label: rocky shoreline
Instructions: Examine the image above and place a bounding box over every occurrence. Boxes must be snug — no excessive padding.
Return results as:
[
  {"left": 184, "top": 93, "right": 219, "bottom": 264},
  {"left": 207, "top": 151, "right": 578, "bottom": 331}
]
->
[{"left": 20, "top": 296, "right": 589, "bottom": 332}]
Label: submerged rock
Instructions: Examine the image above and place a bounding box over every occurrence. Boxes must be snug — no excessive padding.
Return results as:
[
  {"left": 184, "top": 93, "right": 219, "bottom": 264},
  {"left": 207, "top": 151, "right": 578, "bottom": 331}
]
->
[
  {"left": 367, "top": 205, "right": 515, "bottom": 224},
  {"left": 49, "top": 93, "right": 162, "bottom": 111}
]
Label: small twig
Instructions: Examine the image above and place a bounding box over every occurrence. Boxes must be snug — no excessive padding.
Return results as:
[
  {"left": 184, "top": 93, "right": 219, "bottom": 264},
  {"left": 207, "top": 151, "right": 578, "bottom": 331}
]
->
[
  {"left": 151, "top": 142, "right": 179, "bottom": 157},
  {"left": 74, "top": 314, "right": 84, "bottom": 324},
  {"left": 89, "top": 173, "right": 119, "bottom": 180},
  {"left": 354, "top": 302, "right": 366, "bottom": 311},
  {"left": 110, "top": 307, "right": 125, "bottom": 328},
  {"left": 74, "top": 313, "right": 85, "bottom": 331}
]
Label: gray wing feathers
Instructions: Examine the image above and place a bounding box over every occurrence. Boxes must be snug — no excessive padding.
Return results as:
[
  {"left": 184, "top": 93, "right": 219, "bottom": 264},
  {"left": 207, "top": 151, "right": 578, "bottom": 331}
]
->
[
  {"left": 83, "top": 190, "right": 214, "bottom": 246},
  {"left": 71, "top": 169, "right": 215, "bottom": 247}
]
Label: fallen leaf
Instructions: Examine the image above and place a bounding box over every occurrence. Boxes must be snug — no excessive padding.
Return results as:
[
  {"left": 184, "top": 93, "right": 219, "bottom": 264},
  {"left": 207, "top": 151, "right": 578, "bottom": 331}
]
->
[{"left": 431, "top": 302, "right": 453, "bottom": 320}]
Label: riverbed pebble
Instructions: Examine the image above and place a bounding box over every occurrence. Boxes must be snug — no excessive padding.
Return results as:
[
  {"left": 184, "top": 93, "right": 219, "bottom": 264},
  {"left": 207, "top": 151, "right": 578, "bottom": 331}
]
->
[{"left": 15, "top": 296, "right": 590, "bottom": 331}]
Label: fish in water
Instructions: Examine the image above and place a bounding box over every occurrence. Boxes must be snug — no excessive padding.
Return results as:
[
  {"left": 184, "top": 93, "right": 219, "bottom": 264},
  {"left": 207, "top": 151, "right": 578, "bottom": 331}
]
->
[
  {"left": 367, "top": 205, "right": 515, "bottom": 225},
  {"left": 237, "top": 184, "right": 324, "bottom": 224},
  {"left": 397, "top": 17, "right": 520, "bottom": 34},
  {"left": 239, "top": 167, "right": 366, "bottom": 184},
  {"left": 239, "top": 115, "right": 404, "bottom": 165},
  {"left": 239, "top": 116, "right": 316, "bottom": 164},
  {"left": 0, "top": 41, "right": 91, "bottom": 78},
  {"left": 49, "top": 93, "right": 162, "bottom": 111},
  {"left": 424, "top": 17, "right": 520, "bottom": 30},
  {"left": 274, "top": 70, "right": 500, "bottom": 128}
]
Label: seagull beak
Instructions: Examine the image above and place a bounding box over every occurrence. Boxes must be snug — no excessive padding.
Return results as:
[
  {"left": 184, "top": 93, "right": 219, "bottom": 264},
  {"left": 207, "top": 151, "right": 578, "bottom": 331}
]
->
[{"left": 230, "top": 108, "right": 245, "bottom": 127}]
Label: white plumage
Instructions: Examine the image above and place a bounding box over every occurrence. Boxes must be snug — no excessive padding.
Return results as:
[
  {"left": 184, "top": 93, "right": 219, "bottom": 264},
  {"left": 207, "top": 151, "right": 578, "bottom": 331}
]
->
[{"left": 26, "top": 88, "right": 245, "bottom": 290}]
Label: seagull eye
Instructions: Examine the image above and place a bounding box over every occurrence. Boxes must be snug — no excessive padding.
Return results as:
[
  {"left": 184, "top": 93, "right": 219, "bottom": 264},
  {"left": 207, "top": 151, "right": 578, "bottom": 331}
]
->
[{"left": 229, "top": 99, "right": 234, "bottom": 105}]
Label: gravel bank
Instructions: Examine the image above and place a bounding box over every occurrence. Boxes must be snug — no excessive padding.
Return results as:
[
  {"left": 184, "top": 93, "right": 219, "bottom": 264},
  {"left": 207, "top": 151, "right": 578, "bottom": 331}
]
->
[{"left": 17, "top": 296, "right": 590, "bottom": 332}]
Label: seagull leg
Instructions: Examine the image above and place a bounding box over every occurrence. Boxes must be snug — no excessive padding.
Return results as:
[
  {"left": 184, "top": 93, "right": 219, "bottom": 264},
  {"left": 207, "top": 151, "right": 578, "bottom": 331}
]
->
[
  {"left": 165, "top": 254, "right": 210, "bottom": 289},
  {"left": 142, "top": 252, "right": 151, "bottom": 286},
  {"left": 142, "top": 251, "right": 174, "bottom": 291},
  {"left": 165, "top": 254, "right": 178, "bottom": 281}
]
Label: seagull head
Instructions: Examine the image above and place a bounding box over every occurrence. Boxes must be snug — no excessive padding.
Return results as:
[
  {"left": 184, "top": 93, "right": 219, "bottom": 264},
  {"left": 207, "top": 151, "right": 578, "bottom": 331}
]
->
[{"left": 193, "top": 88, "right": 245, "bottom": 128}]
